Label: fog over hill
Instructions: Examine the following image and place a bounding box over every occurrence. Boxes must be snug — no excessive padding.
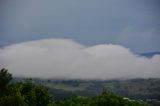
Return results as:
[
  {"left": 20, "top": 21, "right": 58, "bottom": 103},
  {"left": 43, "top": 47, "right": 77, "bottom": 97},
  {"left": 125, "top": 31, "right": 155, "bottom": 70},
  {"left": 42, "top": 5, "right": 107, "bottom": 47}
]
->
[{"left": 0, "top": 39, "right": 160, "bottom": 79}]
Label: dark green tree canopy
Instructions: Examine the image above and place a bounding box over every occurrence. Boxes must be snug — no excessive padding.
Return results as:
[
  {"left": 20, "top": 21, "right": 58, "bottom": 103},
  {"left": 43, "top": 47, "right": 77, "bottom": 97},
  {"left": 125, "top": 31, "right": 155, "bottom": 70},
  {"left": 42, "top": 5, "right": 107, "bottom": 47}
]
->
[
  {"left": 0, "top": 68, "right": 12, "bottom": 95},
  {"left": 0, "top": 68, "right": 52, "bottom": 106}
]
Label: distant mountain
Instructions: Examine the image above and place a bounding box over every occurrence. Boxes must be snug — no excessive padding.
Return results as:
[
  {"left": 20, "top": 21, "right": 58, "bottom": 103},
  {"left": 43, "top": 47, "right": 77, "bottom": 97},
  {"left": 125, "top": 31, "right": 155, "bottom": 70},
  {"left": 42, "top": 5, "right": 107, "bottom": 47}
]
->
[{"left": 140, "top": 52, "right": 160, "bottom": 58}]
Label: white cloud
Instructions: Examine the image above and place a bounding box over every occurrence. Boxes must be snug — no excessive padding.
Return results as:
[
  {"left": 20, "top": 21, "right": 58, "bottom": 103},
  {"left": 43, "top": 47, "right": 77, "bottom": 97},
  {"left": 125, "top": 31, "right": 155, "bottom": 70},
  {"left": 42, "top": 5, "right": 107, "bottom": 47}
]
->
[{"left": 0, "top": 38, "right": 160, "bottom": 79}]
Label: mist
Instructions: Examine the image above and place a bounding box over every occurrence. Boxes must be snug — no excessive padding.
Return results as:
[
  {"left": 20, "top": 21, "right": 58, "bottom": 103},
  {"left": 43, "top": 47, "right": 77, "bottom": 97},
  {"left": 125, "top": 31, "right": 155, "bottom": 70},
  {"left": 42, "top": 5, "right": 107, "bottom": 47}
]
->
[{"left": 0, "top": 38, "right": 160, "bottom": 79}]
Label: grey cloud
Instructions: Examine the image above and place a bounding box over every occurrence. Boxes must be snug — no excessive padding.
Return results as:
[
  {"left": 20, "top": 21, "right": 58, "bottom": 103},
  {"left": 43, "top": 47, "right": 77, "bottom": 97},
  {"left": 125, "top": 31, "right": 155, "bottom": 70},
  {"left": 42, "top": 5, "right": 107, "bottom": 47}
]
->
[{"left": 0, "top": 38, "right": 160, "bottom": 79}]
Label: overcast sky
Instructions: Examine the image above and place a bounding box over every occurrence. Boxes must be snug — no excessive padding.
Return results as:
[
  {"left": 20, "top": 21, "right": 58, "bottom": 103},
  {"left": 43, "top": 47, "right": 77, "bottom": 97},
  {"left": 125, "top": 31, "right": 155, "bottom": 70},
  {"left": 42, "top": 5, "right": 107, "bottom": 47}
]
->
[{"left": 0, "top": 0, "right": 160, "bottom": 53}]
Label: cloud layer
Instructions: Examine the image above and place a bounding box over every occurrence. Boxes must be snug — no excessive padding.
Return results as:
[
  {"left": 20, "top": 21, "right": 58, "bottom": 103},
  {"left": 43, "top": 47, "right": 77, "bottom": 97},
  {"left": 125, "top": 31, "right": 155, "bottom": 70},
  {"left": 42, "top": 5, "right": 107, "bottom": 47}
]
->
[{"left": 0, "top": 39, "right": 160, "bottom": 79}]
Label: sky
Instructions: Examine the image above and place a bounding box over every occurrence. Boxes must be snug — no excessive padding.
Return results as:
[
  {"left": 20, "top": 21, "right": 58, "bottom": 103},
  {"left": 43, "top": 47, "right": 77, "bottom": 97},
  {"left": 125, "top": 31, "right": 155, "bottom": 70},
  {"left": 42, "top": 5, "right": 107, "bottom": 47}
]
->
[
  {"left": 0, "top": 0, "right": 160, "bottom": 53},
  {"left": 0, "top": 0, "right": 160, "bottom": 79}
]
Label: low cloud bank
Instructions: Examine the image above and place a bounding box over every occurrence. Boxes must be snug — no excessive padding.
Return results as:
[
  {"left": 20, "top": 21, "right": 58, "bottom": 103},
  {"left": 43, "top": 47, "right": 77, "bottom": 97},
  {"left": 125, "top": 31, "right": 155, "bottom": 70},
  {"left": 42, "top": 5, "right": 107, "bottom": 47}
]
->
[{"left": 0, "top": 39, "right": 160, "bottom": 79}]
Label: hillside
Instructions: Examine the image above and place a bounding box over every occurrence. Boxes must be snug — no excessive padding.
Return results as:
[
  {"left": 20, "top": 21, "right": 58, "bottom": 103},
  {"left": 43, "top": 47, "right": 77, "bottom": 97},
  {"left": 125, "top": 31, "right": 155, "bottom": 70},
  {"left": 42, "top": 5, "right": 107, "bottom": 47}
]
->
[{"left": 12, "top": 78, "right": 160, "bottom": 101}]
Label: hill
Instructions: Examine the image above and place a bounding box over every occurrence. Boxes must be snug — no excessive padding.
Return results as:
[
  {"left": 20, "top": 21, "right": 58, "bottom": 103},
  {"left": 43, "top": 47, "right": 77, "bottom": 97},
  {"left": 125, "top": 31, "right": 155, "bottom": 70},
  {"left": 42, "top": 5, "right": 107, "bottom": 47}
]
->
[{"left": 12, "top": 78, "right": 160, "bottom": 101}]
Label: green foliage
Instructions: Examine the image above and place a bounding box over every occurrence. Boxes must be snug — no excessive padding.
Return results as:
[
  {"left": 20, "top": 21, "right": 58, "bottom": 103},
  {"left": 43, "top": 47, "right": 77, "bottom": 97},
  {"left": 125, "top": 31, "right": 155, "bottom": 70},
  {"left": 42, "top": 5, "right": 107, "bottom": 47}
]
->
[
  {"left": 0, "top": 68, "right": 12, "bottom": 96},
  {"left": 0, "top": 81, "right": 52, "bottom": 106},
  {"left": 0, "top": 81, "right": 28, "bottom": 106},
  {"left": 49, "top": 91, "right": 149, "bottom": 106},
  {"left": 91, "top": 92, "right": 149, "bottom": 106},
  {"left": 0, "top": 68, "right": 52, "bottom": 106}
]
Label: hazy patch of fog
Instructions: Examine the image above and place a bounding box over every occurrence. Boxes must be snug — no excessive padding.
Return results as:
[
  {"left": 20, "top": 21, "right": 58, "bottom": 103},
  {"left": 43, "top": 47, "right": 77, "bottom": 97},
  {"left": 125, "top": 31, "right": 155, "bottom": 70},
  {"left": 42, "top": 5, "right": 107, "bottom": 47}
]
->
[{"left": 0, "top": 39, "right": 160, "bottom": 79}]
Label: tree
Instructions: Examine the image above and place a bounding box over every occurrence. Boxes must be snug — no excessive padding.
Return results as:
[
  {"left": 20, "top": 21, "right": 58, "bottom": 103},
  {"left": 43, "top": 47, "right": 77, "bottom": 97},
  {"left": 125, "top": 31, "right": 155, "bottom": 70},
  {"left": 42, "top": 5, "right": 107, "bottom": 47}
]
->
[
  {"left": 49, "top": 91, "right": 149, "bottom": 106},
  {"left": 0, "top": 68, "right": 52, "bottom": 106},
  {"left": 0, "top": 68, "right": 12, "bottom": 96},
  {"left": 18, "top": 81, "right": 52, "bottom": 106}
]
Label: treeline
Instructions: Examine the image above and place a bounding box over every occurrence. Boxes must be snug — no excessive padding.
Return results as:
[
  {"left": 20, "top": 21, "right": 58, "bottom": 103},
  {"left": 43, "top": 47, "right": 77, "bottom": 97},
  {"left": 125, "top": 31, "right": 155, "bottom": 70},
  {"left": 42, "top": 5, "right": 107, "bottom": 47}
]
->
[
  {"left": 49, "top": 92, "right": 149, "bottom": 106},
  {"left": 0, "top": 68, "right": 149, "bottom": 106}
]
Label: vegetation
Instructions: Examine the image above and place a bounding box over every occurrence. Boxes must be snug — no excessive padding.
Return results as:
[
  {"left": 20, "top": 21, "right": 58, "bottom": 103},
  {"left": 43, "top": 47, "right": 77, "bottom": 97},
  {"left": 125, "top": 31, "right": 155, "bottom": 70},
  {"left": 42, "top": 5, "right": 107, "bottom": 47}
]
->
[
  {"left": 0, "top": 68, "right": 12, "bottom": 96},
  {"left": 49, "top": 92, "right": 148, "bottom": 106},
  {"left": 0, "top": 68, "right": 149, "bottom": 106},
  {"left": 28, "top": 78, "right": 160, "bottom": 100},
  {"left": 0, "top": 68, "right": 52, "bottom": 106}
]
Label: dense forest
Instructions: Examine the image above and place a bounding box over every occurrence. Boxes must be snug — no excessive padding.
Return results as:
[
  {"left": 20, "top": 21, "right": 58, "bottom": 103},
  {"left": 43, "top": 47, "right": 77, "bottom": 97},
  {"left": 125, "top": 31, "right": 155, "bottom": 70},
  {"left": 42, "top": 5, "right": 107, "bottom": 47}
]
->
[{"left": 0, "top": 68, "right": 151, "bottom": 106}]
